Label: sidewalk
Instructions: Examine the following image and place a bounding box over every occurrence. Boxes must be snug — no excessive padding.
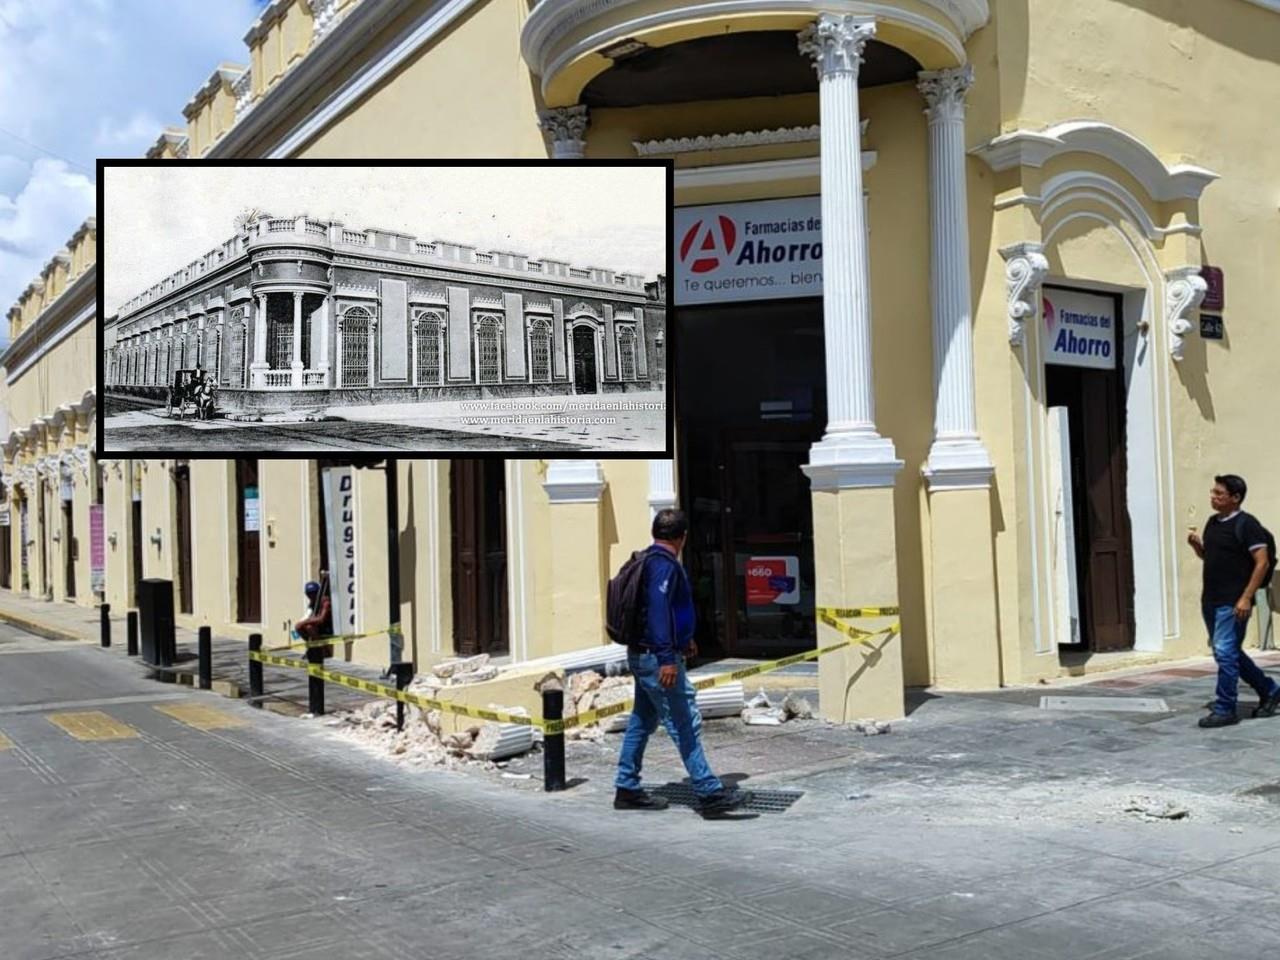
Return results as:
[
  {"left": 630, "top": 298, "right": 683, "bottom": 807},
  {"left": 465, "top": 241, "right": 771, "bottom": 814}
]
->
[{"left": 0, "top": 591, "right": 382, "bottom": 716}]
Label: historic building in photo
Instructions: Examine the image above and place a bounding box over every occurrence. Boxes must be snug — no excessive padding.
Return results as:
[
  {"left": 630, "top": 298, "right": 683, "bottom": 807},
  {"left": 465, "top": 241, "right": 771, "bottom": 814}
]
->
[
  {"left": 104, "top": 213, "right": 664, "bottom": 414},
  {"left": 1, "top": 218, "right": 99, "bottom": 604}
]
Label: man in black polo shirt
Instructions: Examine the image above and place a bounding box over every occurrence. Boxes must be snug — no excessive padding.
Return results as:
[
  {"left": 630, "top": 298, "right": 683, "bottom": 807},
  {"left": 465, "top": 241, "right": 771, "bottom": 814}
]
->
[{"left": 1187, "top": 474, "right": 1280, "bottom": 728}]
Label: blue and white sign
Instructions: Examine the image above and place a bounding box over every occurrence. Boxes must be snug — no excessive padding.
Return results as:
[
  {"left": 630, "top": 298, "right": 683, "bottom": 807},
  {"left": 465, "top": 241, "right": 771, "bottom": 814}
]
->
[{"left": 1043, "top": 289, "right": 1116, "bottom": 370}]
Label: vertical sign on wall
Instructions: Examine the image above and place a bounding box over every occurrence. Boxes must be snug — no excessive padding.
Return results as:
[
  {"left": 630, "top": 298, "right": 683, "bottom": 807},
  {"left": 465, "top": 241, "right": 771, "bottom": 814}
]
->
[
  {"left": 89, "top": 504, "right": 105, "bottom": 594},
  {"left": 321, "top": 467, "right": 357, "bottom": 634},
  {"left": 243, "top": 486, "right": 260, "bottom": 532}
]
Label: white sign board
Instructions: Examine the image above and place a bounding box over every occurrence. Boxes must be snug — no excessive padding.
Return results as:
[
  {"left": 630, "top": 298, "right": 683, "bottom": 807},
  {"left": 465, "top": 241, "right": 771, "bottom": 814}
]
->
[
  {"left": 322, "top": 467, "right": 357, "bottom": 635},
  {"left": 674, "top": 197, "right": 823, "bottom": 305},
  {"left": 1043, "top": 288, "right": 1116, "bottom": 370},
  {"left": 243, "top": 490, "right": 260, "bottom": 532}
]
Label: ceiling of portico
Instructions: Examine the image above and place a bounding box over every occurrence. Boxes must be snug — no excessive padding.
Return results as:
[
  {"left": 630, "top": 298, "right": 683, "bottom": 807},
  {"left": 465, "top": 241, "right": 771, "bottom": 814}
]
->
[{"left": 580, "top": 32, "right": 922, "bottom": 107}]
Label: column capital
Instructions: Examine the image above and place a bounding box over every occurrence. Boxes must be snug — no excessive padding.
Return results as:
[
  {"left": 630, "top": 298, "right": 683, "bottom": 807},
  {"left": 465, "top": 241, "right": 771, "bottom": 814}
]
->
[
  {"left": 998, "top": 242, "right": 1050, "bottom": 346},
  {"left": 798, "top": 15, "right": 876, "bottom": 78},
  {"left": 917, "top": 64, "right": 974, "bottom": 120},
  {"left": 543, "top": 459, "right": 605, "bottom": 503},
  {"left": 538, "top": 104, "right": 589, "bottom": 158}
]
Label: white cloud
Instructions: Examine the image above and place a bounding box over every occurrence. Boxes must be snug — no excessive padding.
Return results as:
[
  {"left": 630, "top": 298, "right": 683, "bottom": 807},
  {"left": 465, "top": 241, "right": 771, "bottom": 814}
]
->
[
  {"left": 0, "top": 159, "right": 95, "bottom": 317},
  {"left": 95, "top": 110, "right": 165, "bottom": 148}
]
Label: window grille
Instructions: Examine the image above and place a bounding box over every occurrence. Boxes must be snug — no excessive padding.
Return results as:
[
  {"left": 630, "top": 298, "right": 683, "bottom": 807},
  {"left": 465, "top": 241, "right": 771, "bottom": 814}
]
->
[
  {"left": 415, "top": 313, "right": 441, "bottom": 385},
  {"left": 342, "top": 307, "right": 370, "bottom": 387},
  {"left": 476, "top": 315, "right": 501, "bottom": 384},
  {"left": 530, "top": 318, "right": 552, "bottom": 382},
  {"left": 268, "top": 316, "right": 292, "bottom": 370},
  {"left": 618, "top": 326, "right": 637, "bottom": 381}
]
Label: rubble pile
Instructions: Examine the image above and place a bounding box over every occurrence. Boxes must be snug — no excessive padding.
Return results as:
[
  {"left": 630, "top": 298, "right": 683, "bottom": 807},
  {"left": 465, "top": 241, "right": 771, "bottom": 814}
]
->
[
  {"left": 741, "top": 689, "right": 815, "bottom": 726},
  {"left": 542, "top": 670, "right": 634, "bottom": 741},
  {"left": 325, "top": 654, "right": 531, "bottom": 769}
]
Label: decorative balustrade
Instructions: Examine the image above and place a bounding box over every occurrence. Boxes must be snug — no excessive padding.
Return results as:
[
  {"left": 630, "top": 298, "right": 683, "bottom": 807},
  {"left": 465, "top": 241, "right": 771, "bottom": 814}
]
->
[
  {"left": 475, "top": 252, "right": 494, "bottom": 264},
  {"left": 343, "top": 230, "right": 368, "bottom": 245},
  {"left": 302, "top": 371, "right": 327, "bottom": 386},
  {"left": 262, "top": 371, "right": 293, "bottom": 387},
  {"left": 267, "top": 219, "right": 294, "bottom": 232},
  {"left": 570, "top": 268, "right": 591, "bottom": 279},
  {"left": 414, "top": 241, "right": 437, "bottom": 255},
  {"left": 305, "top": 220, "right": 327, "bottom": 235},
  {"left": 528, "top": 262, "right": 543, "bottom": 273}
]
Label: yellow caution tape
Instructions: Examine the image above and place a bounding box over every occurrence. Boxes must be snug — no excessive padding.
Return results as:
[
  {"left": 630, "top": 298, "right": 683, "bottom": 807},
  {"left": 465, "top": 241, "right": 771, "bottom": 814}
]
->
[
  {"left": 249, "top": 607, "right": 899, "bottom": 735},
  {"left": 267, "top": 623, "right": 403, "bottom": 652}
]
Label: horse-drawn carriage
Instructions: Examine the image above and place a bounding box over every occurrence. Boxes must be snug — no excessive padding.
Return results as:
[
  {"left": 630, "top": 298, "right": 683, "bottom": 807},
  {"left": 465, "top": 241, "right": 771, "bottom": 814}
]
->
[{"left": 166, "top": 368, "right": 216, "bottom": 420}]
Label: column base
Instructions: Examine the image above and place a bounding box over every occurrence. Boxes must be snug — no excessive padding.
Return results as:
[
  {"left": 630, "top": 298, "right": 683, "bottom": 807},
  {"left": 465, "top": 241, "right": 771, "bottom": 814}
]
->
[
  {"left": 802, "top": 431, "right": 903, "bottom": 490},
  {"left": 922, "top": 438, "right": 994, "bottom": 490},
  {"left": 927, "top": 485, "right": 1001, "bottom": 688},
  {"left": 291, "top": 360, "right": 304, "bottom": 388},
  {"left": 811, "top": 483, "right": 906, "bottom": 722}
]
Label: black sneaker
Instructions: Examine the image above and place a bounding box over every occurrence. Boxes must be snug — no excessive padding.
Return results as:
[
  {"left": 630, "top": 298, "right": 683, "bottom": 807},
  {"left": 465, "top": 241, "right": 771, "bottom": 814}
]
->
[
  {"left": 613, "top": 788, "right": 669, "bottom": 811},
  {"left": 1252, "top": 689, "right": 1280, "bottom": 719},
  {"left": 697, "top": 788, "right": 750, "bottom": 817},
  {"left": 1198, "top": 712, "right": 1239, "bottom": 728}
]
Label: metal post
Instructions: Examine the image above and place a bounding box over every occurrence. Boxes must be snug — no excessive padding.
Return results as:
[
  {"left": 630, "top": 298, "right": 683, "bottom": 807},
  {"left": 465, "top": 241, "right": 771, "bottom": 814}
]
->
[
  {"left": 197, "top": 625, "right": 212, "bottom": 690},
  {"left": 100, "top": 604, "right": 111, "bottom": 648},
  {"left": 393, "top": 661, "right": 413, "bottom": 732},
  {"left": 385, "top": 457, "right": 402, "bottom": 666},
  {"left": 307, "top": 640, "right": 325, "bottom": 716},
  {"left": 126, "top": 610, "right": 139, "bottom": 656},
  {"left": 543, "top": 687, "right": 566, "bottom": 792},
  {"left": 248, "top": 633, "right": 263, "bottom": 706}
]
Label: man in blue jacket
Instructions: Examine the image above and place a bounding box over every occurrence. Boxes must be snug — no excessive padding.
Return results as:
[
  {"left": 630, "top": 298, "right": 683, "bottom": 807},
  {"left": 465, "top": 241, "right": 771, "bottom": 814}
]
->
[{"left": 614, "top": 508, "right": 748, "bottom": 816}]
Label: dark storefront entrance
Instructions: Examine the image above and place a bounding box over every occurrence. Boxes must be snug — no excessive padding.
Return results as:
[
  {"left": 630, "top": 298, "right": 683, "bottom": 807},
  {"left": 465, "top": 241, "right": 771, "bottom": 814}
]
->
[
  {"left": 677, "top": 298, "right": 826, "bottom": 659},
  {"left": 1044, "top": 286, "right": 1135, "bottom": 652}
]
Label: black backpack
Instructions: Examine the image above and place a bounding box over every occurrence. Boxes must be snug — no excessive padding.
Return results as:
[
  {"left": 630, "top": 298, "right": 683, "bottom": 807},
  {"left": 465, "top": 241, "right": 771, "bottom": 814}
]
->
[
  {"left": 606, "top": 549, "right": 650, "bottom": 644},
  {"left": 1235, "top": 513, "right": 1277, "bottom": 590}
]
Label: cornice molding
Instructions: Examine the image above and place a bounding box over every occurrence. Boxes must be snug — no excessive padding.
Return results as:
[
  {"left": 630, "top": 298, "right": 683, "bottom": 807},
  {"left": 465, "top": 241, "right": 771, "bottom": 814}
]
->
[
  {"left": 970, "top": 120, "right": 1218, "bottom": 203},
  {"left": 634, "top": 124, "right": 826, "bottom": 157}
]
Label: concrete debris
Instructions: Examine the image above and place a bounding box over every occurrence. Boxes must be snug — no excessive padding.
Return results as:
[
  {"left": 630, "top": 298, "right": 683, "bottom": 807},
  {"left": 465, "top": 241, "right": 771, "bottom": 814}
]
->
[
  {"left": 743, "top": 706, "right": 787, "bottom": 725},
  {"left": 1122, "top": 796, "right": 1190, "bottom": 821},
  {"left": 327, "top": 693, "right": 533, "bottom": 770},
  {"left": 745, "top": 689, "right": 771, "bottom": 709},
  {"left": 431, "top": 653, "right": 490, "bottom": 679},
  {"left": 449, "top": 666, "right": 500, "bottom": 685},
  {"left": 851, "top": 719, "right": 891, "bottom": 736},
  {"left": 782, "top": 695, "right": 814, "bottom": 720}
]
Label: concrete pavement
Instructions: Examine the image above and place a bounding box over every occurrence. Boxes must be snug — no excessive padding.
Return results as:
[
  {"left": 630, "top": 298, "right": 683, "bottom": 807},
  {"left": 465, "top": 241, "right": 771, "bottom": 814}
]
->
[{"left": 2, "top": 603, "right": 1279, "bottom": 959}]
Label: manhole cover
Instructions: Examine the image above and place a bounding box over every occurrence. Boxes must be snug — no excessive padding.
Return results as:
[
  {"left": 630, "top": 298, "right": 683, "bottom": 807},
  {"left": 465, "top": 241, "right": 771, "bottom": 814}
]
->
[
  {"left": 1040, "top": 696, "right": 1170, "bottom": 713},
  {"left": 650, "top": 783, "right": 804, "bottom": 813}
]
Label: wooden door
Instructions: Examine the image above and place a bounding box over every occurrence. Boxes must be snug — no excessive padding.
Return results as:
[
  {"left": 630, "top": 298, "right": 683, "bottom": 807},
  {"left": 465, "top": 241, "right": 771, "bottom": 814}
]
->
[
  {"left": 1079, "top": 365, "right": 1135, "bottom": 651},
  {"left": 450, "top": 461, "right": 508, "bottom": 656},
  {"left": 572, "top": 326, "right": 597, "bottom": 394},
  {"left": 174, "top": 465, "right": 193, "bottom": 615},
  {"left": 236, "top": 459, "right": 262, "bottom": 623}
]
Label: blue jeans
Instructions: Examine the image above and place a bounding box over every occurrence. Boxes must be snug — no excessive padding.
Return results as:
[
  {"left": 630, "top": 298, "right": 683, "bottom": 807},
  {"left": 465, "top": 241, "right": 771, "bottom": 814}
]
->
[
  {"left": 614, "top": 652, "right": 723, "bottom": 798},
  {"left": 1203, "top": 602, "right": 1280, "bottom": 717}
]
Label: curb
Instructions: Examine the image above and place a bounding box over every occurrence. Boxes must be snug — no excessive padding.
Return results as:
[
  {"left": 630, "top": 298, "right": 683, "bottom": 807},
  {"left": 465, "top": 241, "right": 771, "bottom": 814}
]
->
[{"left": 0, "top": 609, "right": 87, "bottom": 644}]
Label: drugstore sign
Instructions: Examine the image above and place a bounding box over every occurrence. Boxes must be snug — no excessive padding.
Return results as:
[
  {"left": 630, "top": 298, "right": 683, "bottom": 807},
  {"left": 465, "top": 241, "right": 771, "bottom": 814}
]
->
[
  {"left": 1043, "top": 288, "right": 1116, "bottom": 371},
  {"left": 675, "top": 197, "right": 823, "bottom": 305}
]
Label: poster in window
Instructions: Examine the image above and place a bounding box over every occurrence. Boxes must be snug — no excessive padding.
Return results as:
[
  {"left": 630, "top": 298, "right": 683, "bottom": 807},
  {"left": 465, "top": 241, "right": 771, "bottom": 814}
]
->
[{"left": 746, "top": 556, "right": 800, "bottom": 606}]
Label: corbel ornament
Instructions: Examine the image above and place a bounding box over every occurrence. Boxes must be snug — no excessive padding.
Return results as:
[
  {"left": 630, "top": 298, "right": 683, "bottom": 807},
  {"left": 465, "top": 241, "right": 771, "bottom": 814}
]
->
[
  {"left": 999, "top": 242, "right": 1050, "bottom": 346},
  {"left": 72, "top": 446, "right": 91, "bottom": 481},
  {"left": 1165, "top": 267, "right": 1207, "bottom": 363}
]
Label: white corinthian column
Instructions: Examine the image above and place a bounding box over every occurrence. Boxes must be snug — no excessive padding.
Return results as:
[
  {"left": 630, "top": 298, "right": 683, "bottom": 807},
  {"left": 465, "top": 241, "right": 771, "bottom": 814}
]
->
[
  {"left": 798, "top": 15, "right": 901, "bottom": 488},
  {"left": 537, "top": 105, "right": 589, "bottom": 159},
  {"left": 918, "top": 65, "right": 993, "bottom": 489}
]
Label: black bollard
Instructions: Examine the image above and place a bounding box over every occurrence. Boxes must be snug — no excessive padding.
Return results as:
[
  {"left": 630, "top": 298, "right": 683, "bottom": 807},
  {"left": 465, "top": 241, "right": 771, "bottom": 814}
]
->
[
  {"left": 126, "top": 610, "right": 139, "bottom": 657},
  {"left": 197, "top": 625, "right": 212, "bottom": 690},
  {"left": 248, "top": 633, "right": 263, "bottom": 707},
  {"left": 100, "top": 604, "right": 111, "bottom": 648},
  {"left": 393, "top": 661, "right": 414, "bottom": 732},
  {"left": 543, "top": 687, "right": 566, "bottom": 793},
  {"left": 306, "top": 640, "right": 325, "bottom": 717}
]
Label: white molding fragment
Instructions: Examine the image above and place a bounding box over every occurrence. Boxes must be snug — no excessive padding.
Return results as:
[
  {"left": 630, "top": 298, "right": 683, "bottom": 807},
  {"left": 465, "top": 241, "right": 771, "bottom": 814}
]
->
[
  {"left": 970, "top": 121, "right": 1218, "bottom": 203},
  {"left": 1164, "top": 267, "right": 1207, "bottom": 363}
]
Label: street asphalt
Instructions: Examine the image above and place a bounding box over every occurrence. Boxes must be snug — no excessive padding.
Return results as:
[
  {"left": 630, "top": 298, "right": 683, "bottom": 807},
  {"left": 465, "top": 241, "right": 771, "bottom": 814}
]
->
[{"left": 2, "top": 617, "right": 1280, "bottom": 960}]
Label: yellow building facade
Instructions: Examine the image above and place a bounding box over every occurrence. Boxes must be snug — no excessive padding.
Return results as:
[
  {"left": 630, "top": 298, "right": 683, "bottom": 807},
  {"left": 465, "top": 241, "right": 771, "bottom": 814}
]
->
[
  {"left": 109, "top": 0, "right": 1280, "bottom": 719},
  {"left": 2, "top": 219, "right": 99, "bottom": 604}
]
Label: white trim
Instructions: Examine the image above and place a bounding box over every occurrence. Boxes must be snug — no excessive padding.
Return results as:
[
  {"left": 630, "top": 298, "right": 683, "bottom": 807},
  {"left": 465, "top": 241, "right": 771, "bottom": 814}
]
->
[
  {"left": 635, "top": 125, "right": 819, "bottom": 156},
  {"left": 6, "top": 301, "right": 95, "bottom": 384},
  {"left": 263, "top": 0, "right": 476, "bottom": 158},
  {"left": 674, "top": 151, "right": 876, "bottom": 190},
  {"left": 970, "top": 121, "right": 1218, "bottom": 203},
  {"left": 543, "top": 459, "right": 605, "bottom": 503},
  {"left": 524, "top": 0, "right": 980, "bottom": 94},
  {"left": 567, "top": 317, "right": 604, "bottom": 394},
  {"left": 507, "top": 461, "right": 530, "bottom": 663}
]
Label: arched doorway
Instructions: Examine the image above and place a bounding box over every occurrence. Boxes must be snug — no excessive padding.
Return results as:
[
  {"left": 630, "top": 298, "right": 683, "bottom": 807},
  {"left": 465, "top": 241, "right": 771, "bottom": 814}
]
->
[{"left": 571, "top": 324, "right": 598, "bottom": 394}]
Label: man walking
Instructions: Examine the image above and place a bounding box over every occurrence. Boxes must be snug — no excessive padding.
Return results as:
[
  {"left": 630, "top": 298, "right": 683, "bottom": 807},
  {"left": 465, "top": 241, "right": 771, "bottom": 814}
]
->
[
  {"left": 1187, "top": 474, "right": 1280, "bottom": 728},
  {"left": 614, "top": 508, "right": 748, "bottom": 816}
]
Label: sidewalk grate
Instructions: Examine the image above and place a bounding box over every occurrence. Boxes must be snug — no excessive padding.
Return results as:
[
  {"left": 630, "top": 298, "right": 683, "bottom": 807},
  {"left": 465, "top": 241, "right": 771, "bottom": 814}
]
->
[
  {"left": 1040, "top": 696, "right": 1170, "bottom": 713},
  {"left": 650, "top": 783, "right": 804, "bottom": 813}
]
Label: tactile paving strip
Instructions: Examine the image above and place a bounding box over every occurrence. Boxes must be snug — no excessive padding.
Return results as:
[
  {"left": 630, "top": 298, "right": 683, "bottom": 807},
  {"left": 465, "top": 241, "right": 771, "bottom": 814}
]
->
[{"left": 651, "top": 783, "right": 804, "bottom": 813}]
